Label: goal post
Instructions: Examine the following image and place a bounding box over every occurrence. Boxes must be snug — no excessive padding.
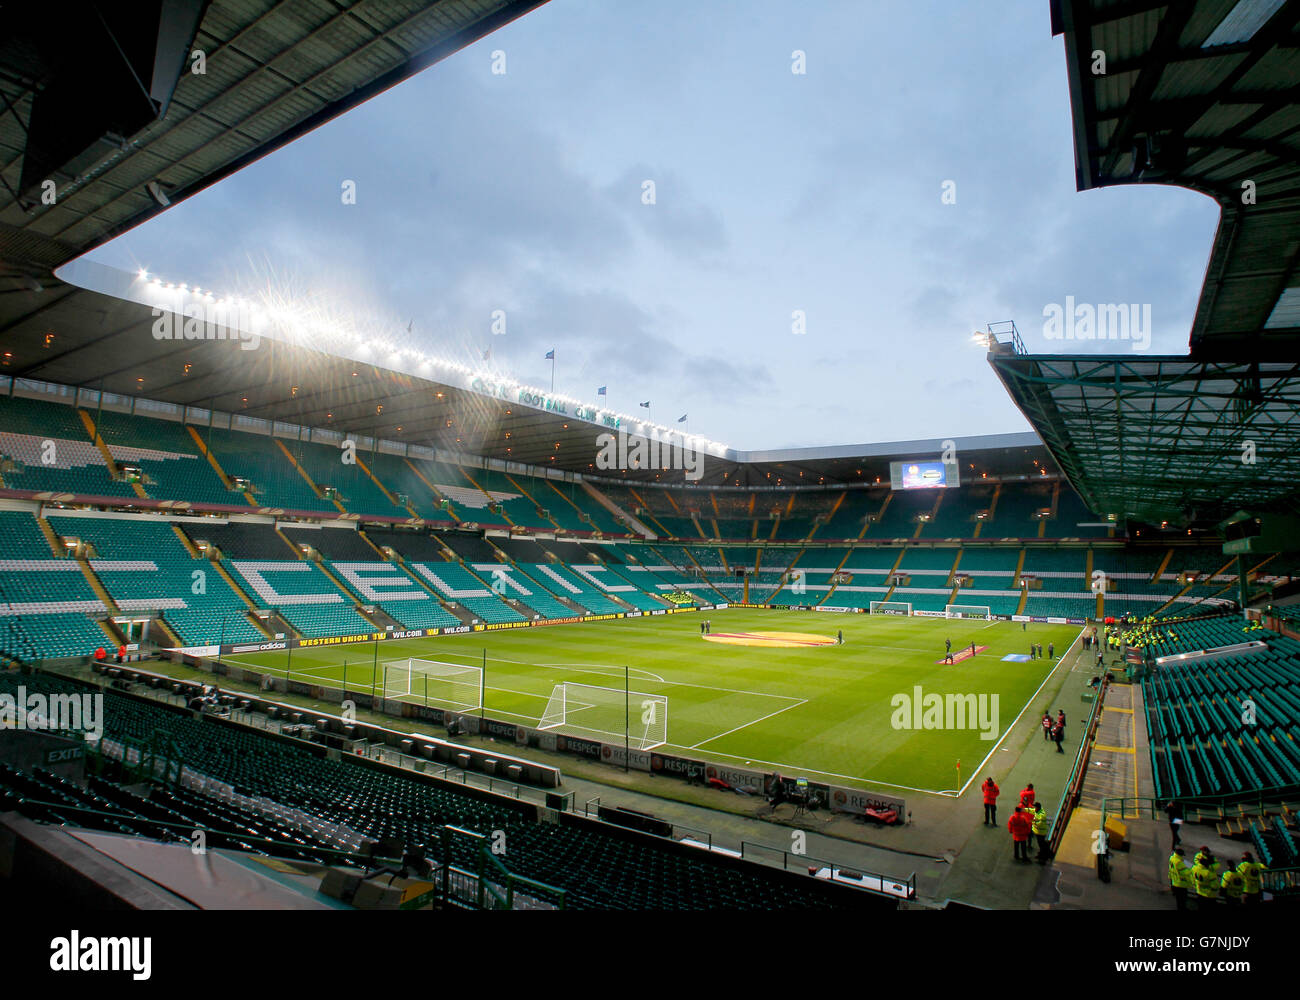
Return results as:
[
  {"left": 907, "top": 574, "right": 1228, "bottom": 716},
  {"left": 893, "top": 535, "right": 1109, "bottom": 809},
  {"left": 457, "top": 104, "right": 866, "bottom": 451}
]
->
[
  {"left": 382, "top": 658, "right": 483, "bottom": 711},
  {"left": 945, "top": 604, "right": 991, "bottom": 620},
  {"left": 538, "top": 682, "right": 668, "bottom": 751},
  {"left": 869, "top": 600, "right": 912, "bottom": 616}
]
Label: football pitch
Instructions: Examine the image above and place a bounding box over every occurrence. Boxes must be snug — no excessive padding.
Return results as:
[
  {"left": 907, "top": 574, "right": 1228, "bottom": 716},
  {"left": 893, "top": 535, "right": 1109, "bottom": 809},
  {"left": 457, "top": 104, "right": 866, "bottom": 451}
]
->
[{"left": 223, "top": 610, "right": 1082, "bottom": 795}]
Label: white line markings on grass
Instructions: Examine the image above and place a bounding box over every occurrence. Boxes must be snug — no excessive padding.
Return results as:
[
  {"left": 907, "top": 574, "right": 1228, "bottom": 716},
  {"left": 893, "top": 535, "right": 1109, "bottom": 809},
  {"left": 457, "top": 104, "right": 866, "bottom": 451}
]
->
[
  {"left": 225, "top": 620, "right": 1076, "bottom": 799},
  {"left": 388, "top": 650, "right": 670, "bottom": 685},
  {"left": 687, "top": 698, "right": 808, "bottom": 750}
]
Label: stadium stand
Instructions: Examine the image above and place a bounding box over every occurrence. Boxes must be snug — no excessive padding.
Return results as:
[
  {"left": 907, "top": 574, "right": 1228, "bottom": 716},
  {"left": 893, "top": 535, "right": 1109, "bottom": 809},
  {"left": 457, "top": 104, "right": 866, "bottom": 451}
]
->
[
  {"left": 358, "top": 452, "right": 458, "bottom": 523},
  {"left": 0, "top": 511, "right": 115, "bottom": 658},
  {"left": 512, "top": 562, "right": 624, "bottom": 615},
  {"left": 0, "top": 670, "right": 869, "bottom": 910},
  {"left": 364, "top": 528, "right": 453, "bottom": 564},
  {"left": 867, "top": 490, "right": 933, "bottom": 539},
  {"left": 407, "top": 561, "right": 525, "bottom": 624},
  {"left": 0, "top": 393, "right": 136, "bottom": 498},
  {"left": 224, "top": 559, "right": 374, "bottom": 638},
  {"left": 471, "top": 467, "right": 553, "bottom": 530},
  {"left": 48, "top": 513, "right": 268, "bottom": 647},
  {"left": 195, "top": 425, "right": 329, "bottom": 512},
  {"left": 1053, "top": 490, "right": 1112, "bottom": 538},
  {"left": 607, "top": 552, "right": 706, "bottom": 605},
  {"left": 409, "top": 460, "right": 512, "bottom": 528},
  {"left": 324, "top": 560, "right": 463, "bottom": 630},
  {"left": 490, "top": 535, "right": 551, "bottom": 562},
  {"left": 1140, "top": 620, "right": 1300, "bottom": 799},
  {"left": 819, "top": 489, "right": 883, "bottom": 541},
  {"left": 88, "top": 407, "right": 234, "bottom": 505},
  {"left": 982, "top": 482, "right": 1051, "bottom": 539},
  {"left": 921, "top": 485, "right": 994, "bottom": 538},
  {"left": 463, "top": 564, "right": 576, "bottom": 619},
  {"left": 439, "top": 533, "right": 506, "bottom": 563},
  {"left": 179, "top": 520, "right": 295, "bottom": 560},
  {"left": 279, "top": 438, "right": 408, "bottom": 517},
  {"left": 281, "top": 525, "right": 382, "bottom": 561}
]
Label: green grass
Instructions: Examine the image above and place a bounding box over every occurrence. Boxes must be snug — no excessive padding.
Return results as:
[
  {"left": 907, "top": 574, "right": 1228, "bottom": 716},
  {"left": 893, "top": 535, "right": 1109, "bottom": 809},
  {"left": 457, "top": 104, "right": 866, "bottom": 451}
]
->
[{"left": 225, "top": 609, "right": 1080, "bottom": 795}]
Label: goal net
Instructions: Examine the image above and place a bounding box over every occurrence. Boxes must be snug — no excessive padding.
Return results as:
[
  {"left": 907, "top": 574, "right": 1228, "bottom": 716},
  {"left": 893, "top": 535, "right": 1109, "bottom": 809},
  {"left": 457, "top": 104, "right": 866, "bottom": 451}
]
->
[
  {"left": 869, "top": 600, "right": 911, "bottom": 616},
  {"left": 382, "top": 658, "right": 483, "bottom": 711},
  {"left": 538, "top": 682, "right": 668, "bottom": 750},
  {"left": 945, "top": 604, "right": 991, "bottom": 620}
]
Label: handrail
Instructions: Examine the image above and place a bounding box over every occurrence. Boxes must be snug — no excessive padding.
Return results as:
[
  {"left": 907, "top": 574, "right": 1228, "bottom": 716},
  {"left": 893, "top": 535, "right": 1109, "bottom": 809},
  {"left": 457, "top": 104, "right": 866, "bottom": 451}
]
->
[
  {"left": 439, "top": 824, "right": 566, "bottom": 909},
  {"left": 737, "top": 840, "right": 916, "bottom": 899},
  {"left": 1100, "top": 787, "right": 1300, "bottom": 835},
  {"left": 1261, "top": 866, "right": 1300, "bottom": 894},
  {"left": 671, "top": 822, "right": 713, "bottom": 849},
  {"left": 1046, "top": 676, "right": 1108, "bottom": 855}
]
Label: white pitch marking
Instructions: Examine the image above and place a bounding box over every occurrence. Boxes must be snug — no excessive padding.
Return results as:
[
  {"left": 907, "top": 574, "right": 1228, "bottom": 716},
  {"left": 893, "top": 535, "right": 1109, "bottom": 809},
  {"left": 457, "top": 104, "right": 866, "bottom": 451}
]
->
[
  {"left": 687, "top": 698, "right": 808, "bottom": 750},
  {"left": 387, "top": 649, "right": 668, "bottom": 685}
]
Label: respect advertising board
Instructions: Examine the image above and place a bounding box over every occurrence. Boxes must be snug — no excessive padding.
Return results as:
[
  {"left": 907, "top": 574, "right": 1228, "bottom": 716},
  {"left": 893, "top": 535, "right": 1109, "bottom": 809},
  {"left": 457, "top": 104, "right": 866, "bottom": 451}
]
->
[{"left": 827, "top": 785, "right": 906, "bottom": 819}]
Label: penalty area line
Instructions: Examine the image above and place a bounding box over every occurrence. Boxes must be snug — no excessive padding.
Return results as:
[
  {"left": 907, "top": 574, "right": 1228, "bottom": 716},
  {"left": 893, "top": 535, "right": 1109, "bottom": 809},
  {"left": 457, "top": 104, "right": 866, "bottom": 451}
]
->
[{"left": 687, "top": 698, "right": 808, "bottom": 750}]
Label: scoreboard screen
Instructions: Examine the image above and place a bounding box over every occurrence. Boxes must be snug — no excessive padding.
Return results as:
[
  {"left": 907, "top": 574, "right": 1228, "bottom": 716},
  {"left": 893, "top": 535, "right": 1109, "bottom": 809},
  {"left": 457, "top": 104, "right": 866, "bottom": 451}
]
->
[{"left": 889, "top": 459, "right": 959, "bottom": 490}]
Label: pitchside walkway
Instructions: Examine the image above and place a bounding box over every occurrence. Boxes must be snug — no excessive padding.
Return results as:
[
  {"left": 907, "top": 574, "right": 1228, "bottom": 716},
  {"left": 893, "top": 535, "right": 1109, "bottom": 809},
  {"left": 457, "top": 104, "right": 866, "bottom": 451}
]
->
[
  {"left": 921, "top": 637, "right": 1105, "bottom": 908},
  {"left": 1031, "top": 670, "right": 1242, "bottom": 911}
]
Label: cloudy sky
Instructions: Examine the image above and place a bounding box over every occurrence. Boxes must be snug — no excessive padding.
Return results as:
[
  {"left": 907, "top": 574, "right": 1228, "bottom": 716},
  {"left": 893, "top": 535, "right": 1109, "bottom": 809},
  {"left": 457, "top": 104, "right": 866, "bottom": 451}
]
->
[{"left": 85, "top": 0, "right": 1222, "bottom": 452}]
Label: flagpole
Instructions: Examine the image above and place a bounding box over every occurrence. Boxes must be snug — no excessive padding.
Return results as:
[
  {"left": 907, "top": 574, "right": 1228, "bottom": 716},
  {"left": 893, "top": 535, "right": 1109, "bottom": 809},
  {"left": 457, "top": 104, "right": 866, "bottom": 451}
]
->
[{"left": 550, "top": 353, "right": 555, "bottom": 393}]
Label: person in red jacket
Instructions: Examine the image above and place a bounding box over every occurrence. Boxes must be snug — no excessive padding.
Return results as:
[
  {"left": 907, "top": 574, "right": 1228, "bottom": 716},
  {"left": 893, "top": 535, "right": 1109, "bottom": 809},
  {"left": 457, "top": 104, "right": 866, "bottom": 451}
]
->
[
  {"left": 1019, "top": 783, "right": 1036, "bottom": 810},
  {"left": 982, "top": 777, "right": 1000, "bottom": 825},
  {"left": 1008, "top": 806, "right": 1032, "bottom": 861}
]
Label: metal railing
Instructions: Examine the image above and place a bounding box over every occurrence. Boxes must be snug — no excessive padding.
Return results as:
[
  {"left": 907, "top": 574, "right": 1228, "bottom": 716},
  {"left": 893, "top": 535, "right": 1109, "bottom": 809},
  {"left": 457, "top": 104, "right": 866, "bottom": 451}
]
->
[
  {"left": 1101, "top": 789, "right": 1300, "bottom": 833},
  {"left": 671, "top": 822, "right": 714, "bottom": 850},
  {"left": 439, "top": 825, "right": 565, "bottom": 910},
  {"left": 1046, "top": 676, "right": 1109, "bottom": 857},
  {"left": 1097, "top": 793, "right": 1300, "bottom": 893},
  {"left": 739, "top": 841, "right": 916, "bottom": 899}
]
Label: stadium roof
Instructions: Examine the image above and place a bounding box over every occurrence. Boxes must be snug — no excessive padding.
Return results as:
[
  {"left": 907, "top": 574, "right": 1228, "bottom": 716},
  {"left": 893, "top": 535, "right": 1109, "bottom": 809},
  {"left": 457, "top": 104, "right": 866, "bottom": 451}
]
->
[
  {"left": 988, "top": 340, "right": 1300, "bottom": 526},
  {"left": 989, "top": 2, "right": 1300, "bottom": 529},
  {"left": 2, "top": 260, "right": 1061, "bottom": 489},
  {"left": 0, "top": 0, "right": 548, "bottom": 283},
  {"left": 1051, "top": 0, "right": 1300, "bottom": 358}
]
